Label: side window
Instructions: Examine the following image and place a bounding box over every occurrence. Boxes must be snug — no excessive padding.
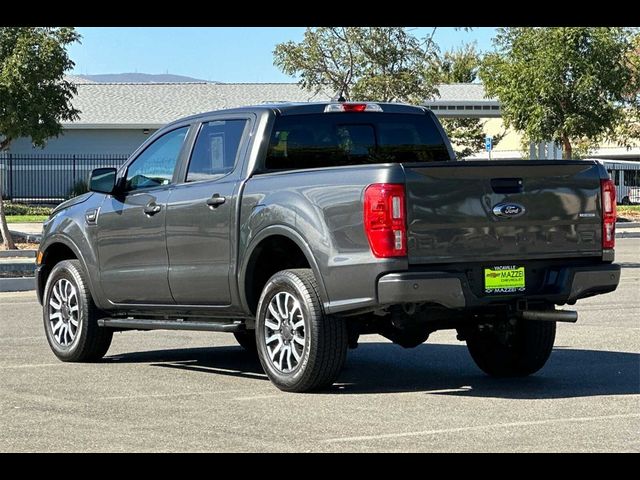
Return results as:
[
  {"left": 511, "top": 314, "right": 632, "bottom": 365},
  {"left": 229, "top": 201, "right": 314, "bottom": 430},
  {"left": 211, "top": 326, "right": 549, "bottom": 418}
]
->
[
  {"left": 186, "top": 119, "right": 248, "bottom": 182},
  {"left": 125, "top": 126, "right": 189, "bottom": 191},
  {"left": 624, "top": 170, "right": 638, "bottom": 187}
]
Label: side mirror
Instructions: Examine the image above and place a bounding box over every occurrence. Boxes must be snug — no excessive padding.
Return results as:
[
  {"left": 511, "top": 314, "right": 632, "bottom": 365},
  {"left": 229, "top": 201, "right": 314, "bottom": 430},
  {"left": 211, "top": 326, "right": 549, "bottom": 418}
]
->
[{"left": 89, "top": 168, "right": 117, "bottom": 194}]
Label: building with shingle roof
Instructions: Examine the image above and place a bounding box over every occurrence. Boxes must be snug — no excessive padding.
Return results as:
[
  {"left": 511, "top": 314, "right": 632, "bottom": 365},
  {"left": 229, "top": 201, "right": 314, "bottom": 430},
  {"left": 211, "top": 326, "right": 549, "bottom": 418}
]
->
[
  {"left": 63, "top": 82, "right": 330, "bottom": 129},
  {"left": 6, "top": 80, "right": 638, "bottom": 161},
  {"left": 8, "top": 81, "right": 331, "bottom": 155}
]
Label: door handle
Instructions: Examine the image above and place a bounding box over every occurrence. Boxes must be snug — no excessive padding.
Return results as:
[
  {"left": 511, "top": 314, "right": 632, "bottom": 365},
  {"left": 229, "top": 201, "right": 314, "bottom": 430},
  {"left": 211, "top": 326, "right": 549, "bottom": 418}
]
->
[
  {"left": 143, "top": 203, "right": 162, "bottom": 215},
  {"left": 206, "top": 194, "right": 226, "bottom": 208}
]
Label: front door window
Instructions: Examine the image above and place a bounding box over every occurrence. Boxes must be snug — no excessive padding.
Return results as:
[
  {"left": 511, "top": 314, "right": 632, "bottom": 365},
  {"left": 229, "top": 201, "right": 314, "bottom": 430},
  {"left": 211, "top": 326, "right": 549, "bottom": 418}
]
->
[{"left": 125, "top": 126, "right": 189, "bottom": 191}]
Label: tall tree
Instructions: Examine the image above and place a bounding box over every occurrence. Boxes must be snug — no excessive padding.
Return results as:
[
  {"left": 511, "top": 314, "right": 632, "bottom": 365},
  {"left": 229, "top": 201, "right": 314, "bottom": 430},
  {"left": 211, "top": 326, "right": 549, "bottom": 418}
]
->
[
  {"left": 430, "top": 44, "right": 504, "bottom": 159},
  {"left": 274, "top": 27, "right": 439, "bottom": 103},
  {"left": 480, "top": 27, "right": 638, "bottom": 159},
  {"left": 0, "top": 27, "right": 80, "bottom": 249},
  {"left": 274, "top": 28, "right": 497, "bottom": 160},
  {"left": 609, "top": 31, "right": 640, "bottom": 149}
]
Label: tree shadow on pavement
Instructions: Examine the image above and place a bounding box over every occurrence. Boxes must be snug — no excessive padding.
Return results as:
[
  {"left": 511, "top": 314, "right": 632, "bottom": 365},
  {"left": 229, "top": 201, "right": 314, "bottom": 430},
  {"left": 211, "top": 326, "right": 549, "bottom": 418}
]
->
[{"left": 105, "top": 343, "right": 640, "bottom": 399}]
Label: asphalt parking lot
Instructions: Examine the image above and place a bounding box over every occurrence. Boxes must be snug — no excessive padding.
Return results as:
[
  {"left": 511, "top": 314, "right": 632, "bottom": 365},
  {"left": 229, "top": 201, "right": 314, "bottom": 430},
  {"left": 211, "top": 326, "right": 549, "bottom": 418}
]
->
[{"left": 1, "top": 239, "right": 638, "bottom": 452}]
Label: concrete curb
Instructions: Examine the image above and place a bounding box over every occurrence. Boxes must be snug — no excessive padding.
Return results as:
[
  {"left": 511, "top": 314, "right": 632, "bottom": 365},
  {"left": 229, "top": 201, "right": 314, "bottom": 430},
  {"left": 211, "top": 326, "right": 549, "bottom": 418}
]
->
[
  {"left": 617, "top": 231, "right": 640, "bottom": 239},
  {"left": 0, "top": 225, "right": 635, "bottom": 294},
  {"left": 0, "top": 262, "right": 36, "bottom": 276},
  {"left": 0, "top": 250, "right": 36, "bottom": 258},
  {"left": 0, "top": 277, "right": 35, "bottom": 292},
  {"left": 9, "top": 231, "right": 41, "bottom": 243}
]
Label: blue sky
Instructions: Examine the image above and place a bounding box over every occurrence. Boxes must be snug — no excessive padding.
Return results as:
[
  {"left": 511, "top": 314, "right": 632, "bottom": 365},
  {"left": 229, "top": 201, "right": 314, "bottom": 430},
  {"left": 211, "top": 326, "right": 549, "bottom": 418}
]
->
[{"left": 69, "top": 27, "right": 498, "bottom": 83}]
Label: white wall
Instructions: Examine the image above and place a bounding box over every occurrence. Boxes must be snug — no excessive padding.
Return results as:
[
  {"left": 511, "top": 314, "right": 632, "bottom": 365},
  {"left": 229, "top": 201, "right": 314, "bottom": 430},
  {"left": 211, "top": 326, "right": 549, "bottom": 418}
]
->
[{"left": 8, "top": 128, "right": 157, "bottom": 155}]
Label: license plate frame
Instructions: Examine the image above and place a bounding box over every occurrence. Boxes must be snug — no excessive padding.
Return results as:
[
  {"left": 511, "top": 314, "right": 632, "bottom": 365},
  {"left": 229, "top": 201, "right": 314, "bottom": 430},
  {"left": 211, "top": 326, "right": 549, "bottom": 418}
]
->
[{"left": 484, "top": 265, "right": 526, "bottom": 294}]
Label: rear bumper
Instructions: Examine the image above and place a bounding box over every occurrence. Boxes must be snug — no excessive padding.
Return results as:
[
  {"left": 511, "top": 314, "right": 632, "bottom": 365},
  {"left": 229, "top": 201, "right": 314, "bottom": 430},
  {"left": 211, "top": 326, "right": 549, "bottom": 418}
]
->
[{"left": 377, "top": 263, "right": 621, "bottom": 308}]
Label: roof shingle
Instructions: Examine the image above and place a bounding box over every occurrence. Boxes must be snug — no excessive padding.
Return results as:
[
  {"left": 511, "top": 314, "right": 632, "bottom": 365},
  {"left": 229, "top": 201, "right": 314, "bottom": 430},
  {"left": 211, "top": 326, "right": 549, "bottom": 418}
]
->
[
  {"left": 63, "top": 80, "right": 496, "bottom": 127},
  {"left": 429, "top": 83, "right": 497, "bottom": 104},
  {"left": 66, "top": 82, "right": 332, "bottom": 126}
]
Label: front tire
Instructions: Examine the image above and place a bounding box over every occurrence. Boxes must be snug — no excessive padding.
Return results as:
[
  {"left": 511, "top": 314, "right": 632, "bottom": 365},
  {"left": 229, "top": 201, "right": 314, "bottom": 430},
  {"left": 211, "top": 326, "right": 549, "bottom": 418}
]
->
[
  {"left": 255, "top": 269, "right": 347, "bottom": 392},
  {"left": 43, "top": 260, "right": 113, "bottom": 362},
  {"left": 466, "top": 317, "right": 555, "bottom": 377}
]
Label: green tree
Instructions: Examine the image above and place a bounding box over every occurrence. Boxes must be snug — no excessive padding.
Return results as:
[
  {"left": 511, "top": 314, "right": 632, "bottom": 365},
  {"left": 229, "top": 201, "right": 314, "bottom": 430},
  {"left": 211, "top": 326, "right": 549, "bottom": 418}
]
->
[
  {"left": 431, "top": 44, "right": 504, "bottom": 159},
  {"left": 0, "top": 27, "right": 80, "bottom": 249},
  {"left": 274, "top": 28, "right": 496, "bottom": 160},
  {"left": 274, "top": 27, "right": 439, "bottom": 103},
  {"left": 480, "top": 27, "right": 638, "bottom": 159},
  {"left": 609, "top": 31, "right": 640, "bottom": 148}
]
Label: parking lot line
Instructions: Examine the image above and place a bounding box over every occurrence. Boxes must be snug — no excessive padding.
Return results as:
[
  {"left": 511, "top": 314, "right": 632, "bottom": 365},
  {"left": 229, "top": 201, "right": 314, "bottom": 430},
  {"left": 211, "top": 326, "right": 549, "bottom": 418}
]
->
[
  {"left": 0, "top": 363, "right": 60, "bottom": 369},
  {"left": 323, "top": 413, "right": 640, "bottom": 443},
  {"left": 103, "top": 388, "right": 256, "bottom": 400},
  {"left": 0, "top": 336, "right": 43, "bottom": 341},
  {"left": 234, "top": 394, "right": 282, "bottom": 401}
]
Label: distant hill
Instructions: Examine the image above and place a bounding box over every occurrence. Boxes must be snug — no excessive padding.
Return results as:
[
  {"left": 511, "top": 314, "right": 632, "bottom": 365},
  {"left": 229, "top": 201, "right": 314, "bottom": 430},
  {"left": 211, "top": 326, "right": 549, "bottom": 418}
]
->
[{"left": 77, "top": 73, "right": 216, "bottom": 83}]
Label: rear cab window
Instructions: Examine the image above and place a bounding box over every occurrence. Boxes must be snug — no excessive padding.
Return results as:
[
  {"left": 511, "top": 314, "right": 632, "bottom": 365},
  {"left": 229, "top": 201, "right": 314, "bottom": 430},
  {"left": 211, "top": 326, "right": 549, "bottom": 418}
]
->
[{"left": 264, "top": 112, "right": 451, "bottom": 171}]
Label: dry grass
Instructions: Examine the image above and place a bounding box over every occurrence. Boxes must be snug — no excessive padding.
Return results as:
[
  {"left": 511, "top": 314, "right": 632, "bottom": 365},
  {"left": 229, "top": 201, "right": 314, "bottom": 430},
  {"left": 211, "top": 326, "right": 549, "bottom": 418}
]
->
[
  {"left": 0, "top": 242, "right": 38, "bottom": 252},
  {"left": 618, "top": 206, "right": 640, "bottom": 222}
]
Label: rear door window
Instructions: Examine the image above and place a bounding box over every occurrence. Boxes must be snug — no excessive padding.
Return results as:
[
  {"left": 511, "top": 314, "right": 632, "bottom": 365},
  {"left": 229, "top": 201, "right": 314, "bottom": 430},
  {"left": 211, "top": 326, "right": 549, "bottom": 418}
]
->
[{"left": 186, "top": 119, "right": 248, "bottom": 182}]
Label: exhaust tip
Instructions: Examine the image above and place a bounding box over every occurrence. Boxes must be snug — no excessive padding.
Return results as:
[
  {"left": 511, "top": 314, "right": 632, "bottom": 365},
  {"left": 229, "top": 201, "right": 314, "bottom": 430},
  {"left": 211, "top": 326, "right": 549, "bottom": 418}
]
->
[{"left": 520, "top": 309, "right": 578, "bottom": 323}]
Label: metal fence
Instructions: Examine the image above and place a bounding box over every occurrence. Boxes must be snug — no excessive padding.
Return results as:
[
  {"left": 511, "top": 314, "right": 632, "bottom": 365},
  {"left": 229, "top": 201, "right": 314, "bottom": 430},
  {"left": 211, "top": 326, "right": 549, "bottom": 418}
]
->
[{"left": 0, "top": 153, "right": 129, "bottom": 204}]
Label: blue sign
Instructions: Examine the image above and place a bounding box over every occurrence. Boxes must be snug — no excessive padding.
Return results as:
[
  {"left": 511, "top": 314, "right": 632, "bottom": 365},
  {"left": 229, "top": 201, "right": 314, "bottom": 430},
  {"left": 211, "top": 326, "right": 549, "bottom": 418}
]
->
[{"left": 485, "top": 136, "right": 493, "bottom": 152}]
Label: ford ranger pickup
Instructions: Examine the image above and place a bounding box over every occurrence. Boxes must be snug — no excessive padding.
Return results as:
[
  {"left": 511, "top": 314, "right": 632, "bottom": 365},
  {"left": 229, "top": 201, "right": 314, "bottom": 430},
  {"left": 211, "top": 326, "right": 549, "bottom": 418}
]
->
[{"left": 36, "top": 102, "right": 621, "bottom": 392}]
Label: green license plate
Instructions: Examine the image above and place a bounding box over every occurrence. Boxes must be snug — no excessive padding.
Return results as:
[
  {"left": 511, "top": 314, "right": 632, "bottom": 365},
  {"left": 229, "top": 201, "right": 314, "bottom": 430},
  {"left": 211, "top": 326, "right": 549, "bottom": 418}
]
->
[{"left": 484, "top": 265, "right": 525, "bottom": 294}]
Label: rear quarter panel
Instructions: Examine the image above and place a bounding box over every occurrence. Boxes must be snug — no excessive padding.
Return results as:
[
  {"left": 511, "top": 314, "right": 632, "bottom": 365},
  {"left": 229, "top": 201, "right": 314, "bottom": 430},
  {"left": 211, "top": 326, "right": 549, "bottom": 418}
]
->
[{"left": 239, "top": 164, "right": 408, "bottom": 313}]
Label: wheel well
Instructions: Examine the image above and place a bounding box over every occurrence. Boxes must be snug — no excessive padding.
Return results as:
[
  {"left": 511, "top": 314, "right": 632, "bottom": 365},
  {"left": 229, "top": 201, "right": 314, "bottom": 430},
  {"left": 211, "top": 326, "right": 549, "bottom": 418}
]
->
[
  {"left": 244, "top": 235, "right": 310, "bottom": 315},
  {"left": 38, "top": 243, "right": 77, "bottom": 299}
]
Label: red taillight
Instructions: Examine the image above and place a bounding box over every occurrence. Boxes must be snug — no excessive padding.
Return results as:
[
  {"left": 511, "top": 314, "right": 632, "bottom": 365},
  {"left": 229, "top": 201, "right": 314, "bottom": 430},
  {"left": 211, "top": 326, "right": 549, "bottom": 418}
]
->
[
  {"left": 341, "top": 103, "right": 368, "bottom": 112},
  {"left": 324, "top": 103, "right": 383, "bottom": 113},
  {"left": 601, "top": 179, "right": 616, "bottom": 249},
  {"left": 364, "top": 183, "right": 407, "bottom": 258}
]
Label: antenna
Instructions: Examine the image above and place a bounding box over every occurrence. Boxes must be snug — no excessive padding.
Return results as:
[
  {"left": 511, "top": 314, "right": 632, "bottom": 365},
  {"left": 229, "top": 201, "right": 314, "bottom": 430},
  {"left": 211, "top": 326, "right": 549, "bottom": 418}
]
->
[{"left": 333, "top": 88, "right": 346, "bottom": 102}]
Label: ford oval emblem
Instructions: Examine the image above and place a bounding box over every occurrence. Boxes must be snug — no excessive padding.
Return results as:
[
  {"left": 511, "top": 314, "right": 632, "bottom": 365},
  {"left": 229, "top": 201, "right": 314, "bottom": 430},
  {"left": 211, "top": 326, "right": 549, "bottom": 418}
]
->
[{"left": 492, "top": 203, "right": 526, "bottom": 218}]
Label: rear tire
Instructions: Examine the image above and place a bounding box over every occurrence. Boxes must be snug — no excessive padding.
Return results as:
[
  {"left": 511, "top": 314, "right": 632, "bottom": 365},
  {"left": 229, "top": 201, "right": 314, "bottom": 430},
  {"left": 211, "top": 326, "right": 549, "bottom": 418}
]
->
[
  {"left": 466, "top": 317, "right": 555, "bottom": 377},
  {"left": 621, "top": 196, "right": 631, "bottom": 206},
  {"left": 43, "top": 260, "right": 113, "bottom": 362},
  {"left": 255, "top": 269, "right": 348, "bottom": 392}
]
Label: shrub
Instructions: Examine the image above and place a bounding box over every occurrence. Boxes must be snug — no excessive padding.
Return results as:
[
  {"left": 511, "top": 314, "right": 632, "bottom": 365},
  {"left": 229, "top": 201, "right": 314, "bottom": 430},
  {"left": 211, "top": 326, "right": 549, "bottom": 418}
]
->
[
  {"left": 66, "top": 180, "right": 89, "bottom": 199},
  {"left": 3, "top": 203, "right": 53, "bottom": 216}
]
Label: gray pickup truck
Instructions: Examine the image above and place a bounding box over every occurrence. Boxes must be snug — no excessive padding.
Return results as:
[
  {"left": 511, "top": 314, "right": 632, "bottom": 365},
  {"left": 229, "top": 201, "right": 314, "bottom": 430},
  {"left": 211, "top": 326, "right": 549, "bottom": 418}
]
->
[{"left": 36, "top": 102, "right": 621, "bottom": 392}]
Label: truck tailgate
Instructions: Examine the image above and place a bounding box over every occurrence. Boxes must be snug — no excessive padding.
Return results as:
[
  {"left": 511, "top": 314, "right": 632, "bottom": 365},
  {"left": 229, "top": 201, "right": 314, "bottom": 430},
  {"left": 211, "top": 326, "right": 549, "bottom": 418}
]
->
[{"left": 404, "top": 160, "right": 604, "bottom": 264}]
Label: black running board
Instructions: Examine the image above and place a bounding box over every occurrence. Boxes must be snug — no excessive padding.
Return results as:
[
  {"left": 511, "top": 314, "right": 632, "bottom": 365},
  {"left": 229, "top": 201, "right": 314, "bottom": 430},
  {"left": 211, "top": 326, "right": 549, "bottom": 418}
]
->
[{"left": 98, "top": 318, "right": 245, "bottom": 332}]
